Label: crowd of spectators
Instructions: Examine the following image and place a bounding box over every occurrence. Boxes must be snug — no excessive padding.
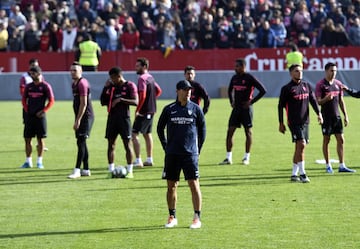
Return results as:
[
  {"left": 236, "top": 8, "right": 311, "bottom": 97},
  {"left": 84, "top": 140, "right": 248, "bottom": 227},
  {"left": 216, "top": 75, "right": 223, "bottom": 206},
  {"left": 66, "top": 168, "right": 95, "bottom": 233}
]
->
[{"left": 0, "top": 0, "right": 359, "bottom": 53}]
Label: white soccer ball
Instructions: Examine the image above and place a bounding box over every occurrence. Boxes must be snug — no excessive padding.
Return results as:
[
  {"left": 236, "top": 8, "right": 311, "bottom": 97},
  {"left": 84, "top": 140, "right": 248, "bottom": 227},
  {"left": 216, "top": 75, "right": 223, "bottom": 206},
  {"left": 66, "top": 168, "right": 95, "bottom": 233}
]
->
[{"left": 112, "top": 166, "right": 127, "bottom": 178}]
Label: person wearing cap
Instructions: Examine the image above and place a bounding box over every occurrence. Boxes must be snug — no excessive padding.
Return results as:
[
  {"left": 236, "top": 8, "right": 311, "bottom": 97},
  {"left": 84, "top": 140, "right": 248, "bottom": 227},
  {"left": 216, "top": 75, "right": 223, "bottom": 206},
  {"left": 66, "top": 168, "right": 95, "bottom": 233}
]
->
[
  {"left": 21, "top": 65, "right": 55, "bottom": 169},
  {"left": 219, "top": 58, "right": 266, "bottom": 166},
  {"left": 67, "top": 61, "right": 95, "bottom": 179},
  {"left": 157, "top": 80, "right": 206, "bottom": 229},
  {"left": 184, "top": 65, "right": 210, "bottom": 115},
  {"left": 100, "top": 66, "right": 138, "bottom": 179}
]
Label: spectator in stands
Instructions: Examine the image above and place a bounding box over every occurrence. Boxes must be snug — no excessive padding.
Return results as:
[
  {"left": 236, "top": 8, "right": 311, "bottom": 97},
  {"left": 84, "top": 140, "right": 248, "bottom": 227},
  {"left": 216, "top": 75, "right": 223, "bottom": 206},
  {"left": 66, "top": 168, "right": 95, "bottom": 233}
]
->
[
  {"left": 8, "top": 28, "right": 23, "bottom": 51},
  {"left": 328, "top": 4, "right": 347, "bottom": 27},
  {"left": 312, "top": 3, "right": 327, "bottom": 31},
  {"left": 348, "top": 17, "right": 360, "bottom": 46},
  {"left": 242, "top": 9, "right": 256, "bottom": 47},
  {"left": 49, "top": 22, "right": 63, "bottom": 51},
  {"left": 23, "top": 22, "right": 40, "bottom": 51},
  {"left": 77, "top": 1, "right": 97, "bottom": 24},
  {"left": 199, "top": 16, "right": 216, "bottom": 49},
  {"left": 297, "top": 32, "right": 311, "bottom": 47},
  {"left": 40, "top": 28, "right": 50, "bottom": 52},
  {"left": 344, "top": 4, "right": 358, "bottom": 28},
  {"left": 0, "top": 9, "right": 9, "bottom": 29},
  {"left": 139, "top": 17, "right": 157, "bottom": 49},
  {"left": 9, "top": 5, "right": 27, "bottom": 35},
  {"left": 334, "top": 23, "right": 349, "bottom": 46},
  {"left": 36, "top": 2, "right": 52, "bottom": 25},
  {"left": 23, "top": 3, "right": 35, "bottom": 21},
  {"left": 215, "top": 18, "right": 233, "bottom": 48},
  {"left": 99, "top": 2, "right": 118, "bottom": 24},
  {"left": 121, "top": 22, "right": 140, "bottom": 52},
  {"left": 292, "top": 1, "right": 312, "bottom": 35},
  {"left": 62, "top": 23, "right": 77, "bottom": 51},
  {"left": 160, "top": 20, "right": 176, "bottom": 57},
  {"left": 0, "top": 21, "right": 8, "bottom": 51},
  {"left": 232, "top": 23, "right": 250, "bottom": 48},
  {"left": 256, "top": 1, "right": 273, "bottom": 22},
  {"left": 52, "top": 1, "right": 69, "bottom": 26},
  {"left": 94, "top": 23, "right": 110, "bottom": 51},
  {"left": 256, "top": 20, "right": 276, "bottom": 48},
  {"left": 320, "top": 18, "right": 337, "bottom": 46},
  {"left": 271, "top": 16, "right": 287, "bottom": 47},
  {"left": 106, "top": 18, "right": 120, "bottom": 51}
]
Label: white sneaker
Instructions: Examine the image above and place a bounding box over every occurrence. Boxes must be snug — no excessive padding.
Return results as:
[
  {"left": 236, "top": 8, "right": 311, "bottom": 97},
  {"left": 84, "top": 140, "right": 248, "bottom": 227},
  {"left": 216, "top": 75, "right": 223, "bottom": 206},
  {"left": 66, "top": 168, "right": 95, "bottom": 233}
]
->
[
  {"left": 164, "top": 216, "right": 178, "bottom": 228},
  {"left": 133, "top": 160, "right": 143, "bottom": 167},
  {"left": 242, "top": 157, "right": 250, "bottom": 165},
  {"left": 68, "top": 168, "right": 81, "bottom": 179},
  {"left": 108, "top": 165, "right": 115, "bottom": 172},
  {"left": 81, "top": 169, "right": 91, "bottom": 176},
  {"left": 190, "top": 218, "right": 202, "bottom": 229}
]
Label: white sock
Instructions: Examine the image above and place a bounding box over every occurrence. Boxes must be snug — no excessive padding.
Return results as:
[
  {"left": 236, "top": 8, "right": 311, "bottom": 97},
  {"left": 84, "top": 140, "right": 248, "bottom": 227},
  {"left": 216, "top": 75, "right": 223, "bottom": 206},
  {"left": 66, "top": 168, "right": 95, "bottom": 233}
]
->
[
  {"left": 127, "top": 164, "right": 133, "bottom": 173},
  {"left": 298, "top": 161, "right": 306, "bottom": 175},
  {"left": 109, "top": 163, "right": 115, "bottom": 172},
  {"left": 326, "top": 163, "right": 332, "bottom": 168},
  {"left": 37, "top": 157, "right": 43, "bottom": 164},
  {"left": 339, "top": 163, "right": 345, "bottom": 168},
  {"left": 292, "top": 163, "right": 299, "bottom": 176},
  {"left": 244, "top": 153, "right": 250, "bottom": 160},
  {"left": 146, "top": 157, "right": 153, "bottom": 163},
  {"left": 136, "top": 158, "right": 142, "bottom": 163},
  {"left": 26, "top": 157, "right": 32, "bottom": 165},
  {"left": 226, "top": 152, "right": 232, "bottom": 161}
]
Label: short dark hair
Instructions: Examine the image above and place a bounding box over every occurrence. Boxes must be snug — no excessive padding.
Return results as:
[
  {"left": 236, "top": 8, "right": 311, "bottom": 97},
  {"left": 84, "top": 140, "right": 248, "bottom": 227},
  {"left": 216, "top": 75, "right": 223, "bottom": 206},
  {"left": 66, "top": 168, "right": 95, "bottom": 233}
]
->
[
  {"left": 109, "top": 67, "right": 122, "bottom": 76},
  {"left": 29, "top": 58, "right": 38, "bottom": 65},
  {"left": 72, "top": 61, "right": 81, "bottom": 67},
  {"left": 324, "top": 62, "right": 336, "bottom": 71},
  {"left": 136, "top": 57, "right": 149, "bottom": 68},
  {"left": 184, "top": 65, "right": 195, "bottom": 73},
  {"left": 289, "top": 64, "right": 301, "bottom": 72},
  {"left": 235, "top": 58, "right": 246, "bottom": 66}
]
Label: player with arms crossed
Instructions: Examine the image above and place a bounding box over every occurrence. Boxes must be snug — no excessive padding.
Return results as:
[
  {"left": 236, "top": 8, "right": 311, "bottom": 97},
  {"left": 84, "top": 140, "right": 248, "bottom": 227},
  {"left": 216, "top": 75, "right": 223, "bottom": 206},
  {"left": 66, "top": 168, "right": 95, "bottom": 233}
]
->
[
  {"left": 278, "top": 64, "right": 323, "bottom": 183},
  {"left": 157, "top": 80, "right": 206, "bottom": 229},
  {"left": 100, "top": 67, "right": 138, "bottom": 178}
]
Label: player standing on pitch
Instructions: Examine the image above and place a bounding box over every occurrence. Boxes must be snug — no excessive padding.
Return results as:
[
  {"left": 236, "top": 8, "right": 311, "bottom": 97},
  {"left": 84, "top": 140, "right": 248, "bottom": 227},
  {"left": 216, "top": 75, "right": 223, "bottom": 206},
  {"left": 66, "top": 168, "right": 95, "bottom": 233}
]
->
[
  {"left": 21, "top": 66, "right": 54, "bottom": 169},
  {"left": 157, "top": 80, "right": 206, "bottom": 229},
  {"left": 219, "top": 58, "right": 266, "bottom": 165},
  {"left": 100, "top": 67, "right": 138, "bottom": 178},
  {"left": 278, "top": 64, "right": 323, "bottom": 183},
  {"left": 315, "top": 62, "right": 356, "bottom": 173},
  {"left": 68, "top": 62, "right": 95, "bottom": 179},
  {"left": 184, "top": 65, "right": 210, "bottom": 115}
]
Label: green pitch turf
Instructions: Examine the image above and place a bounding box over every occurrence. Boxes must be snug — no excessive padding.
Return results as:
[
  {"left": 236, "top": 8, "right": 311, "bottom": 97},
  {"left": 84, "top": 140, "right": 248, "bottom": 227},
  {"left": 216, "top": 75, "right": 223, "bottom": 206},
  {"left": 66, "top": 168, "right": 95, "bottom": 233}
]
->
[{"left": 0, "top": 98, "right": 360, "bottom": 249}]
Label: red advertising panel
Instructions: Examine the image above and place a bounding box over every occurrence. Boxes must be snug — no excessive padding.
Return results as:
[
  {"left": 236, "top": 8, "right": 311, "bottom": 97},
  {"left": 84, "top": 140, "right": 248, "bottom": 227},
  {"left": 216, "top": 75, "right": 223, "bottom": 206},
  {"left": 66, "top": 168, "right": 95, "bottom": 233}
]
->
[{"left": 0, "top": 47, "right": 359, "bottom": 72}]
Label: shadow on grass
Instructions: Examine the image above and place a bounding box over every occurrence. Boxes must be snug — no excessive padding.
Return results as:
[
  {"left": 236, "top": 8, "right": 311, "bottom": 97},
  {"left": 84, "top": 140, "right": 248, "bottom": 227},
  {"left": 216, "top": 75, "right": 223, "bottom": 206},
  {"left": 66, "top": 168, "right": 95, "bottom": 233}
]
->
[{"left": 0, "top": 225, "right": 172, "bottom": 239}]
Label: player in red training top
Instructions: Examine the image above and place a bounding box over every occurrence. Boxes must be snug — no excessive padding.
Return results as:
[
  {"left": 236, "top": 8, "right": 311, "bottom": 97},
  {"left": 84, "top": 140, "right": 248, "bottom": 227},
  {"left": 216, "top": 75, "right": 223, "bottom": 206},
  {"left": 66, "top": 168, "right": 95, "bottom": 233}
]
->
[
  {"left": 315, "top": 62, "right": 356, "bottom": 174},
  {"left": 68, "top": 62, "right": 95, "bottom": 179},
  {"left": 100, "top": 67, "right": 138, "bottom": 178},
  {"left": 20, "top": 66, "right": 55, "bottom": 169},
  {"left": 278, "top": 64, "right": 323, "bottom": 183},
  {"left": 132, "top": 57, "right": 162, "bottom": 167}
]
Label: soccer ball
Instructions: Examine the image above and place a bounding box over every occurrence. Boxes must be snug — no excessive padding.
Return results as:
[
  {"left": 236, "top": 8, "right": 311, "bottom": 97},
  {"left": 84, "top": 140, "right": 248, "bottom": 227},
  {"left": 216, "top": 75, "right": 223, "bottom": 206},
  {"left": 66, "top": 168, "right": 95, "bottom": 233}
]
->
[{"left": 112, "top": 166, "right": 127, "bottom": 178}]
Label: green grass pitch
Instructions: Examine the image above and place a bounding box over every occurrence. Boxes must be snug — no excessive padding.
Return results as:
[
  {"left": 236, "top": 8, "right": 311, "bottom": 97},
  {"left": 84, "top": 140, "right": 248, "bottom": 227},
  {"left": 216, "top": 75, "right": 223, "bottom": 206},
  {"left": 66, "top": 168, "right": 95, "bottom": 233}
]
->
[{"left": 1, "top": 98, "right": 360, "bottom": 249}]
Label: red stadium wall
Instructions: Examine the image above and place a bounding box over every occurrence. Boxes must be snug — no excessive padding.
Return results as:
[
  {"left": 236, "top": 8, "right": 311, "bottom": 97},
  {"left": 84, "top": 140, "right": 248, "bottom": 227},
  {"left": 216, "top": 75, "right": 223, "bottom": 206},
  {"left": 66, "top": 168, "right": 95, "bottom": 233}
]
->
[{"left": 0, "top": 47, "right": 359, "bottom": 72}]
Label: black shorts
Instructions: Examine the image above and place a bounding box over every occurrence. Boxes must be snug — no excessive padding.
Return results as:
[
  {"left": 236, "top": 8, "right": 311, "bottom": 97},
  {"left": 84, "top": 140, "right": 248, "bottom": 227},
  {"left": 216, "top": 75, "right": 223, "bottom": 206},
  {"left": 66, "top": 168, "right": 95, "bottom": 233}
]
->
[
  {"left": 289, "top": 124, "right": 309, "bottom": 143},
  {"left": 132, "top": 114, "right": 153, "bottom": 134},
  {"left": 163, "top": 154, "right": 199, "bottom": 181},
  {"left": 24, "top": 115, "right": 47, "bottom": 138},
  {"left": 76, "top": 116, "right": 94, "bottom": 138},
  {"left": 106, "top": 117, "right": 131, "bottom": 140},
  {"left": 322, "top": 116, "right": 343, "bottom": 136},
  {"left": 228, "top": 107, "right": 253, "bottom": 128}
]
